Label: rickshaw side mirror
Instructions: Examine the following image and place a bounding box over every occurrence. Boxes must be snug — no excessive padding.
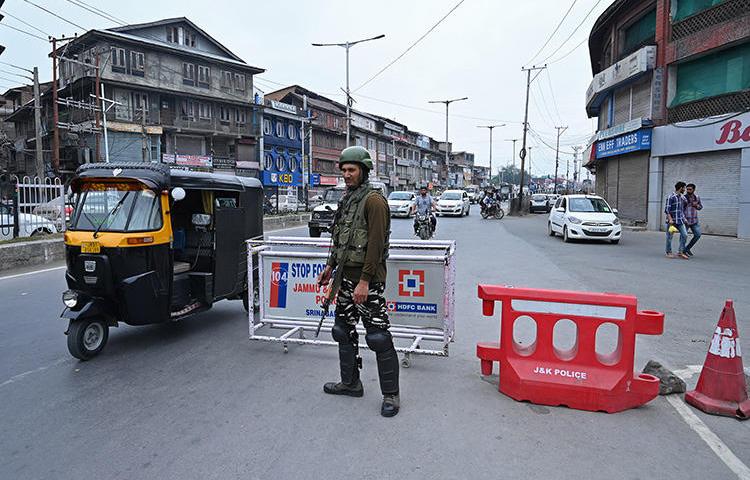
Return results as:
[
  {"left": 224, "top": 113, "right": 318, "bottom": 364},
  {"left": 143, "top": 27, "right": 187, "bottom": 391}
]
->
[
  {"left": 192, "top": 213, "right": 211, "bottom": 227},
  {"left": 171, "top": 187, "right": 186, "bottom": 202}
]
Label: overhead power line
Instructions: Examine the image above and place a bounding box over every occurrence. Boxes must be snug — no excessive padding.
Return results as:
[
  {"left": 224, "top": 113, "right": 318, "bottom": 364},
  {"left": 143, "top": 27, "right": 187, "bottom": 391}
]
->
[
  {"left": 525, "top": 0, "right": 578, "bottom": 66},
  {"left": 0, "top": 9, "right": 51, "bottom": 36},
  {"left": 539, "top": 0, "right": 605, "bottom": 64},
  {"left": 22, "top": 0, "right": 87, "bottom": 30},
  {"left": 548, "top": 36, "right": 588, "bottom": 64},
  {"left": 353, "top": 0, "right": 466, "bottom": 92},
  {"left": 0, "top": 22, "right": 47, "bottom": 41},
  {"left": 63, "top": 0, "right": 126, "bottom": 26}
]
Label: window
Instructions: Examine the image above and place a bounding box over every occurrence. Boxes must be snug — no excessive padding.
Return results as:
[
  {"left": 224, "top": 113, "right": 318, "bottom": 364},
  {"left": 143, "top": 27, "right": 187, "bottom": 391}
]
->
[
  {"left": 221, "top": 71, "right": 233, "bottom": 89},
  {"left": 288, "top": 124, "right": 297, "bottom": 140},
  {"left": 387, "top": 143, "right": 394, "bottom": 155},
  {"left": 220, "top": 106, "right": 231, "bottom": 124},
  {"left": 167, "top": 26, "right": 179, "bottom": 43},
  {"left": 263, "top": 118, "right": 272, "bottom": 135},
  {"left": 132, "top": 92, "right": 148, "bottom": 119},
  {"left": 276, "top": 155, "right": 286, "bottom": 171},
  {"left": 276, "top": 122, "right": 285, "bottom": 137},
  {"left": 367, "top": 138, "right": 376, "bottom": 150},
  {"left": 289, "top": 154, "right": 299, "bottom": 172},
  {"left": 378, "top": 141, "right": 385, "bottom": 153},
  {"left": 198, "top": 102, "right": 211, "bottom": 120},
  {"left": 673, "top": 0, "right": 727, "bottom": 21},
  {"left": 235, "top": 108, "right": 246, "bottom": 125},
  {"left": 130, "top": 51, "right": 145, "bottom": 75},
  {"left": 355, "top": 136, "right": 364, "bottom": 147},
  {"left": 234, "top": 73, "right": 246, "bottom": 92},
  {"left": 264, "top": 151, "right": 274, "bottom": 170},
  {"left": 672, "top": 42, "right": 750, "bottom": 106},
  {"left": 185, "top": 32, "right": 196, "bottom": 47},
  {"left": 111, "top": 47, "right": 126, "bottom": 70},
  {"left": 197, "top": 65, "right": 210, "bottom": 87},
  {"left": 621, "top": 9, "right": 656, "bottom": 55},
  {"left": 182, "top": 63, "right": 195, "bottom": 85},
  {"left": 180, "top": 100, "right": 195, "bottom": 120}
]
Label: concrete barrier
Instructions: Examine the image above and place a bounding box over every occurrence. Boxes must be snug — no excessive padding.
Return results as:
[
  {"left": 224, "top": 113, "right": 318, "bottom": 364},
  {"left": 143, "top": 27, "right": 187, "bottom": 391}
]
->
[{"left": 0, "top": 214, "right": 311, "bottom": 273}]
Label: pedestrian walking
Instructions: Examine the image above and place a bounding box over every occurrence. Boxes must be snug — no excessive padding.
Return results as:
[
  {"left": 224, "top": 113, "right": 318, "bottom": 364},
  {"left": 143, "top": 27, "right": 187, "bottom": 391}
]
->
[
  {"left": 684, "top": 183, "right": 703, "bottom": 256},
  {"left": 316, "top": 146, "right": 400, "bottom": 417},
  {"left": 664, "top": 181, "right": 689, "bottom": 259}
]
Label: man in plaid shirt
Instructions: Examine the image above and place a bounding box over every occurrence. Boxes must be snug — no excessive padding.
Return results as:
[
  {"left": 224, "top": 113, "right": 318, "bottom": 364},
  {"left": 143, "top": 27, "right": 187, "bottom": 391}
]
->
[
  {"left": 683, "top": 183, "right": 703, "bottom": 256},
  {"left": 664, "top": 181, "right": 689, "bottom": 259}
]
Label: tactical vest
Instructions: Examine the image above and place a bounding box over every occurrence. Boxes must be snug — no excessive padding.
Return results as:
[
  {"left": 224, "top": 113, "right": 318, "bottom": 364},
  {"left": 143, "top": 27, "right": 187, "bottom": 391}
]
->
[{"left": 331, "top": 184, "right": 390, "bottom": 268}]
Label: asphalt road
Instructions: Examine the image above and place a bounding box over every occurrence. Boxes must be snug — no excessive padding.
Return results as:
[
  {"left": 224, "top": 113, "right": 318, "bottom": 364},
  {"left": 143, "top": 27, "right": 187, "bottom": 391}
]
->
[{"left": 1, "top": 211, "right": 749, "bottom": 480}]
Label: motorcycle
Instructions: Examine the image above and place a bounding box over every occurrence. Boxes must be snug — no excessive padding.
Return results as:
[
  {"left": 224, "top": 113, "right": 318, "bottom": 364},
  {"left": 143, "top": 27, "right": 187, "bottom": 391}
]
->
[
  {"left": 480, "top": 199, "right": 505, "bottom": 220},
  {"left": 415, "top": 213, "right": 434, "bottom": 240}
]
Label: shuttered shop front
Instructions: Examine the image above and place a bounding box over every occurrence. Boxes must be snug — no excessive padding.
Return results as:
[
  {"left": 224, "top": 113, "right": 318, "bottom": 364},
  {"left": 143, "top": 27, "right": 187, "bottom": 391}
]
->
[
  {"left": 597, "top": 152, "right": 648, "bottom": 222},
  {"left": 661, "top": 150, "right": 740, "bottom": 236}
]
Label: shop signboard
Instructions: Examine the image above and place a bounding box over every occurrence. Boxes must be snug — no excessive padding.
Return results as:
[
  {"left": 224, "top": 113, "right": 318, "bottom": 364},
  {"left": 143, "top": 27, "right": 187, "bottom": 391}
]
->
[
  {"left": 351, "top": 113, "right": 376, "bottom": 132},
  {"left": 416, "top": 135, "right": 430, "bottom": 149},
  {"left": 162, "top": 153, "right": 213, "bottom": 168},
  {"left": 319, "top": 175, "right": 340, "bottom": 186},
  {"left": 651, "top": 111, "right": 750, "bottom": 157},
  {"left": 308, "top": 173, "right": 321, "bottom": 186},
  {"left": 596, "top": 128, "right": 652, "bottom": 159},
  {"left": 586, "top": 45, "right": 656, "bottom": 110},
  {"left": 262, "top": 171, "right": 302, "bottom": 187}
]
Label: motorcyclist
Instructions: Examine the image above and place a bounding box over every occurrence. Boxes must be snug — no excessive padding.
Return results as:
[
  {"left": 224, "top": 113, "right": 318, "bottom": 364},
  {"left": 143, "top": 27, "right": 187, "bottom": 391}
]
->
[{"left": 412, "top": 185, "right": 436, "bottom": 236}]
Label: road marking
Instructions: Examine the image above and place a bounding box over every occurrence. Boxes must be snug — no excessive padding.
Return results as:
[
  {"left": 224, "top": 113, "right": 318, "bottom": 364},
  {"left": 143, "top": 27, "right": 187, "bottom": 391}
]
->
[
  {"left": 665, "top": 395, "right": 750, "bottom": 479},
  {"left": 0, "top": 357, "right": 71, "bottom": 389},
  {"left": 0, "top": 265, "right": 66, "bottom": 282}
]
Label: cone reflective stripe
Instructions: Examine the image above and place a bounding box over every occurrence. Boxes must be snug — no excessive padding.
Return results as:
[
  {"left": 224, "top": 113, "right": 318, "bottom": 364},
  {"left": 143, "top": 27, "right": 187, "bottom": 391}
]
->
[{"left": 685, "top": 300, "right": 750, "bottom": 420}]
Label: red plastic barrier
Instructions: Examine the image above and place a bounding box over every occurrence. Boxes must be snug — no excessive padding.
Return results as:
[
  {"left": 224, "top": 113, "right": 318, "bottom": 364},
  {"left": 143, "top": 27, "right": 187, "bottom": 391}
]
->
[{"left": 476, "top": 285, "right": 664, "bottom": 413}]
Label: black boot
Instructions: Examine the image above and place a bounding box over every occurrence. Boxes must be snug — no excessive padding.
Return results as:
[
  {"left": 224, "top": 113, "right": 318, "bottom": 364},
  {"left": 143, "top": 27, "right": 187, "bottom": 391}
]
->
[
  {"left": 323, "top": 342, "right": 363, "bottom": 397},
  {"left": 381, "top": 393, "right": 400, "bottom": 417}
]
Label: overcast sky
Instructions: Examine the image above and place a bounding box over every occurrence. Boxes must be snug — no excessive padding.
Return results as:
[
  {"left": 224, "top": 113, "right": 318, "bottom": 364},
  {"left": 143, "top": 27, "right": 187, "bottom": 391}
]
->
[{"left": 1, "top": 0, "right": 613, "bottom": 176}]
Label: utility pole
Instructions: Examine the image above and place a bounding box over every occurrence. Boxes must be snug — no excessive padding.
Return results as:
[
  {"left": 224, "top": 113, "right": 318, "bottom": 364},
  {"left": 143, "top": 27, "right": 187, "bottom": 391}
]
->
[
  {"left": 50, "top": 35, "right": 74, "bottom": 173},
  {"left": 312, "top": 34, "right": 385, "bottom": 147},
  {"left": 429, "top": 96, "right": 468, "bottom": 187},
  {"left": 504, "top": 138, "right": 518, "bottom": 186},
  {"left": 572, "top": 145, "right": 582, "bottom": 192},
  {"left": 94, "top": 52, "right": 101, "bottom": 161},
  {"left": 477, "top": 124, "right": 504, "bottom": 186},
  {"left": 518, "top": 65, "right": 546, "bottom": 208},
  {"left": 553, "top": 125, "right": 568, "bottom": 194},
  {"left": 528, "top": 146, "right": 532, "bottom": 190},
  {"left": 141, "top": 96, "right": 148, "bottom": 161},
  {"left": 31, "top": 67, "right": 44, "bottom": 178}
]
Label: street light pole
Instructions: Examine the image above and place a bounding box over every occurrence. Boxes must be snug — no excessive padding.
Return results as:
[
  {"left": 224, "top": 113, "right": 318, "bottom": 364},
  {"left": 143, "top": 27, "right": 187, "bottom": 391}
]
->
[
  {"left": 312, "top": 34, "right": 385, "bottom": 147},
  {"left": 478, "top": 124, "right": 504, "bottom": 186},
  {"left": 504, "top": 138, "right": 518, "bottom": 186},
  {"left": 429, "top": 97, "right": 467, "bottom": 187}
]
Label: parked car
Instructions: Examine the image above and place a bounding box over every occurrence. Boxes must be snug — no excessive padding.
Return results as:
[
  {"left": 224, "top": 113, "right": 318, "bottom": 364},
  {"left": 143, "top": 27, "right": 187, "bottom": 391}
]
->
[
  {"left": 269, "top": 194, "right": 299, "bottom": 213},
  {"left": 32, "top": 194, "right": 73, "bottom": 231},
  {"left": 307, "top": 181, "right": 387, "bottom": 237},
  {"left": 436, "top": 189, "right": 470, "bottom": 217},
  {"left": 0, "top": 203, "right": 58, "bottom": 241},
  {"left": 388, "top": 191, "right": 416, "bottom": 218},
  {"left": 547, "top": 194, "right": 621, "bottom": 244},
  {"left": 530, "top": 193, "right": 551, "bottom": 213}
]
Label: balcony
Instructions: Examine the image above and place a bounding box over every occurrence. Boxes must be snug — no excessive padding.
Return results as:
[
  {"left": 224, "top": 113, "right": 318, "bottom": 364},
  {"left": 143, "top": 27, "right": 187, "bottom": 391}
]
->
[
  {"left": 160, "top": 109, "right": 261, "bottom": 137},
  {"left": 667, "top": 90, "right": 750, "bottom": 123},
  {"left": 671, "top": 0, "right": 750, "bottom": 41}
]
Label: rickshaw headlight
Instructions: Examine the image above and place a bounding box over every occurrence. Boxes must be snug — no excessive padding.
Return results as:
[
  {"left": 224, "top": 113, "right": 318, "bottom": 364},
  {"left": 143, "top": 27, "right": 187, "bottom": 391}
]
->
[{"left": 62, "top": 290, "right": 78, "bottom": 308}]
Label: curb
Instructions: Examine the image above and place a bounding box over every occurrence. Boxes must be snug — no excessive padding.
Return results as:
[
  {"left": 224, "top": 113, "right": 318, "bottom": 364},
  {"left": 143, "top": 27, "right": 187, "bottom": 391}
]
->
[
  {"left": 0, "top": 214, "right": 312, "bottom": 273},
  {"left": 622, "top": 225, "right": 647, "bottom": 232}
]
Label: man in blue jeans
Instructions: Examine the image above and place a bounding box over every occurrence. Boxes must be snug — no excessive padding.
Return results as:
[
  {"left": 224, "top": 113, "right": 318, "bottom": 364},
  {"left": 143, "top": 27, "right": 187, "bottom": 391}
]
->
[
  {"left": 683, "top": 183, "right": 703, "bottom": 256},
  {"left": 664, "top": 181, "right": 689, "bottom": 259}
]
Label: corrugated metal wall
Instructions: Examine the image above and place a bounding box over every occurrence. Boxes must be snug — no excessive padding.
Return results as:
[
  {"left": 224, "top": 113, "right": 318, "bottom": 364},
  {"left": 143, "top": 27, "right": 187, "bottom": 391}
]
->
[{"left": 661, "top": 150, "right": 740, "bottom": 236}]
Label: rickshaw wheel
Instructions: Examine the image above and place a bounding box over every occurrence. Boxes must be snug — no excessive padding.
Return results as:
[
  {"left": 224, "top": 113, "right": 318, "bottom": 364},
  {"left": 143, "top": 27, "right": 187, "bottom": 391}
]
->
[{"left": 67, "top": 318, "right": 109, "bottom": 360}]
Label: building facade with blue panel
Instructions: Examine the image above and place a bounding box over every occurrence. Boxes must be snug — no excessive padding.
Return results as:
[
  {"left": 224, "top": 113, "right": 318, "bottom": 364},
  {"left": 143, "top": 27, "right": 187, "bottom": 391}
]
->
[{"left": 262, "top": 99, "right": 304, "bottom": 188}]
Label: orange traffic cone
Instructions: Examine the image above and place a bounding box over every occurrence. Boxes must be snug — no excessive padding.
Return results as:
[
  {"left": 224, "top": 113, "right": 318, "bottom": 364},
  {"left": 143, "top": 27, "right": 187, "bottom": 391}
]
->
[{"left": 685, "top": 300, "right": 750, "bottom": 420}]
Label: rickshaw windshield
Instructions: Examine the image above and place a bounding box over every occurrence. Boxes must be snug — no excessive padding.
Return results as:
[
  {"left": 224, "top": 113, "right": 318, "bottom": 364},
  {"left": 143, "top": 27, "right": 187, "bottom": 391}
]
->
[{"left": 71, "top": 182, "right": 162, "bottom": 232}]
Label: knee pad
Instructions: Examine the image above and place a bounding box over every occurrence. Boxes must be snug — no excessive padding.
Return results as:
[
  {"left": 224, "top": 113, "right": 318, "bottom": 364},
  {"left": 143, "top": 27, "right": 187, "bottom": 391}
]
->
[
  {"left": 365, "top": 330, "right": 393, "bottom": 353},
  {"left": 331, "top": 323, "right": 353, "bottom": 344}
]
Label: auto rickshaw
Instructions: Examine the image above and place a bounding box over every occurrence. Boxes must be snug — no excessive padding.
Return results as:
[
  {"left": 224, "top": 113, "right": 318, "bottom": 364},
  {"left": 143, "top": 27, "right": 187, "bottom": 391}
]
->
[{"left": 61, "top": 162, "right": 264, "bottom": 360}]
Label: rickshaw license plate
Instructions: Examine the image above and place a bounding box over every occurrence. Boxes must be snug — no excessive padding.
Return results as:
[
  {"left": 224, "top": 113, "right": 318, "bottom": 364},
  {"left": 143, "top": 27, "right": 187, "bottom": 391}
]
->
[{"left": 81, "top": 242, "right": 101, "bottom": 253}]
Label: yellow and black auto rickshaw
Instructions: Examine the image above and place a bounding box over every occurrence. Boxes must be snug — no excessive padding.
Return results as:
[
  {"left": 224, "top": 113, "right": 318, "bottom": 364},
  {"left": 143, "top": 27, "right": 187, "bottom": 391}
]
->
[{"left": 61, "top": 163, "right": 263, "bottom": 360}]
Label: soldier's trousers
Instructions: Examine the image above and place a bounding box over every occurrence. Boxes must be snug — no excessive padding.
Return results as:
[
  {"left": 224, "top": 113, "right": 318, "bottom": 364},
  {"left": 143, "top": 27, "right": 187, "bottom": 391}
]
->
[{"left": 333, "top": 277, "right": 399, "bottom": 395}]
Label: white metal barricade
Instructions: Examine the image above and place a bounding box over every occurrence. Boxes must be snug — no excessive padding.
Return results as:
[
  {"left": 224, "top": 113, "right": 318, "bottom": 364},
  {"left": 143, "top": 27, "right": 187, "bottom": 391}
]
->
[{"left": 247, "top": 236, "right": 456, "bottom": 367}]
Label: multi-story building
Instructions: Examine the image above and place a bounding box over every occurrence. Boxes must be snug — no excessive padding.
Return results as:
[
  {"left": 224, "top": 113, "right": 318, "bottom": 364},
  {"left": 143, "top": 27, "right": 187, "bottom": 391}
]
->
[
  {"left": 260, "top": 98, "right": 305, "bottom": 198},
  {"left": 9, "top": 18, "right": 264, "bottom": 179},
  {"left": 1, "top": 86, "right": 35, "bottom": 175},
  {"left": 449, "top": 151, "right": 475, "bottom": 187},
  {"left": 473, "top": 165, "right": 491, "bottom": 186},
  {"left": 585, "top": 0, "right": 750, "bottom": 237}
]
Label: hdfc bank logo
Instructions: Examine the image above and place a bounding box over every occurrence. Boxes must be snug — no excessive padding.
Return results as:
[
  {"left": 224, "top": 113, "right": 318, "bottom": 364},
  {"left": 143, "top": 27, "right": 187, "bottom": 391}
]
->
[
  {"left": 399, "top": 269, "right": 425, "bottom": 297},
  {"left": 269, "top": 262, "right": 289, "bottom": 308}
]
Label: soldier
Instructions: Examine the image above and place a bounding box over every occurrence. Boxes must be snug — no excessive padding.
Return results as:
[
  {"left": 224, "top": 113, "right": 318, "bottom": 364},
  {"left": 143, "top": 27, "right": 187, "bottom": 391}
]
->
[{"left": 316, "top": 146, "right": 400, "bottom": 417}]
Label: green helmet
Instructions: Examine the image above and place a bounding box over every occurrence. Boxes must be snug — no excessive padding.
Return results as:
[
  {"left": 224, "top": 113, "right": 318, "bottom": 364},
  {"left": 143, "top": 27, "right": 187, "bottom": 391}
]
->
[{"left": 338, "top": 146, "right": 373, "bottom": 171}]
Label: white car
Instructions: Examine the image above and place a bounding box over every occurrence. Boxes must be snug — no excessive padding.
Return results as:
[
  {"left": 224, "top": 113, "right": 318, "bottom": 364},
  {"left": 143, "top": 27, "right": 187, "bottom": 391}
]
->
[
  {"left": 0, "top": 203, "right": 59, "bottom": 241},
  {"left": 547, "top": 195, "right": 621, "bottom": 244},
  {"left": 436, "top": 190, "right": 470, "bottom": 217},
  {"left": 529, "top": 193, "right": 550, "bottom": 213},
  {"left": 388, "top": 191, "right": 416, "bottom": 218}
]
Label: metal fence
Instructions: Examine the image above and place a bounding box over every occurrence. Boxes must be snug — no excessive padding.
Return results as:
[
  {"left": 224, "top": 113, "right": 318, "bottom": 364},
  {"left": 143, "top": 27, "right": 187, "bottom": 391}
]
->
[{"left": 0, "top": 175, "right": 68, "bottom": 241}]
